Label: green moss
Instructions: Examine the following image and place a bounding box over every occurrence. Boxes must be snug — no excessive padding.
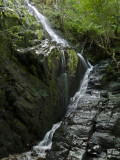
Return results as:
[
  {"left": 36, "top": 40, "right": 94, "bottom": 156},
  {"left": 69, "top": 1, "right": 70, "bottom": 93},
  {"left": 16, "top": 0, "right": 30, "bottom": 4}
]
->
[
  {"left": 49, "top": 79, "right": 58, "bottom": 105},
  {"left": 3, "top": 10, "right": 20, "bottom": 29},
  {"left": 106, "top": 64, "right": 115, "bottom": 75},
  {"left": 14, "top": 118, "right": 26, "bottom": 128},
  {"left": 0, "top": 33, "right": 12, "bottom": 59},
  {"left": 47, "top": 47, "right": 60, "bottom": 73},
  {"left": 67, "top": 49, "right": 79, "bottom": 75},
  {"left": 29, "top": 65, "right": 37, "bottom": 75},
  {"left": 0, "top": 0, "right": 43, "bottom": 47},
  {"left": 0, "top": 1, "right": 4, "bottom": 6},
  {"left": 24, "top": 30, "right": 36, "bottom": 46},
  {"left": 101, "top": 64, "right": 117, "bottom": 86},
  {"left": 12, "top": 26, "right": 20, "bottom": 33},
  {"left": 0, "top": 90, "right": 7, "bottom": 109},
  {"left": 36, "top": 29, "right": 44, "bottom": 40},
  {"left": 46, "top": 47, "right": 62, "bottom": 104},
  {"left": 30, "top": 22, "right": 40, "bottom": 30}
]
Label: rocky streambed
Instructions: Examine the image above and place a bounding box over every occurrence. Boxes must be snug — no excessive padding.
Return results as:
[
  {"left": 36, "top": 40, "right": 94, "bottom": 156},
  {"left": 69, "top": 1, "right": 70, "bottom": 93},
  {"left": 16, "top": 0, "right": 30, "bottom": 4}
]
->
[
  {"left": 46, "top": 59, "right": 120, "bottom": 160},
  {"left": 3, "top": 60, "right": 120, "bottom": 160}
]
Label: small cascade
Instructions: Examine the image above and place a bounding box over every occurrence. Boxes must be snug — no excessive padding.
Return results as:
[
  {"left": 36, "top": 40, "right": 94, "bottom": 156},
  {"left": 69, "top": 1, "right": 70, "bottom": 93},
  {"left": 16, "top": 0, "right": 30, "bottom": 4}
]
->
[
  {"left": 24, "top": 122, "right": 61, "bottom": 159},
  {"left": 24, "top": 0, "right": 68, "bottom": 45},
  {"left": 78, "top": 53, "right": 88, "bottom": 70},
  {"left": 66, "top": 63, "right": 93, "bottom": 117},
  {"left": 61, "top": 50, "right": 69, "bottom": 105}
]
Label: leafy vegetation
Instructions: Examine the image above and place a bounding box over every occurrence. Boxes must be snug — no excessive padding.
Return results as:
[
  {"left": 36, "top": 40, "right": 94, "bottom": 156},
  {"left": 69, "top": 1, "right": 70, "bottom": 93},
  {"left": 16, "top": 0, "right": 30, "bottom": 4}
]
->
[{"left": 32, "top": 0, "right": 120, "bottom": 65}]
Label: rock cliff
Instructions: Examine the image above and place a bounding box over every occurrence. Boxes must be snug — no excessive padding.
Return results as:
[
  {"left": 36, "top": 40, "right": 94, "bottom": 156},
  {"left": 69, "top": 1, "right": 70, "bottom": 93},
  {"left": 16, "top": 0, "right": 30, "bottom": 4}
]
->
[{"left": 0, "top": 0, "right": 82, "bottom": 158}]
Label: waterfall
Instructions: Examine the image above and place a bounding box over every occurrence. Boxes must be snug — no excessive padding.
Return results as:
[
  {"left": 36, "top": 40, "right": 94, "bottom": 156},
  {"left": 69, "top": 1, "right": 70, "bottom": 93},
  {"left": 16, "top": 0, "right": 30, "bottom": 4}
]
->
[
  {"left": 20, "top": 1, "right": 93, "bottom": 159},
  {"left": 24, "top": 0, "right": 68, "bottom": 45}
]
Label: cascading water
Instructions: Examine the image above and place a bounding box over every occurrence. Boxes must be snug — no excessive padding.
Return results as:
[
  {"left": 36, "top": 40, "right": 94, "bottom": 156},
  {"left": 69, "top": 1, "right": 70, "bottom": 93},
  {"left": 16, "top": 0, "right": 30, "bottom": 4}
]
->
[
  {"left": 78, "top": 53, "right": 89, "bottom": 70},
  {"left": 24, "top": 0, "right": 68, "bottom": 45},
  {"left": 67, "top": 59, "right": 93, "bottom": 117},
  {"left": 16, "top": 1, "right": 93, "bottom": 159},
  {"left": 24, "top": 122, "right": 61, "bottom": 159}
]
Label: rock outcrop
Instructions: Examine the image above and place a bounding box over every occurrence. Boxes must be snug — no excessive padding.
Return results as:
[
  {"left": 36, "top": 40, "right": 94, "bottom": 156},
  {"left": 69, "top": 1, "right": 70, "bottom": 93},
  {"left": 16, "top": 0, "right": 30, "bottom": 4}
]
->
[{"left": 0, "top": 0, "right": 82, "bottom": 158}]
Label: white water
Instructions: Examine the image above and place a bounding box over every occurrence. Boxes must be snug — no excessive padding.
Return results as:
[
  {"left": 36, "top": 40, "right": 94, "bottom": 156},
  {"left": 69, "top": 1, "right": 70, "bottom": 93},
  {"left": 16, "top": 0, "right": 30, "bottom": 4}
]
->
[
  {"left": 24, "top": 122, "right": 61, "bottom": 159},
  {"left": 25, "top": 0, "right": 68, "bottom": 45},
  {"left": 67, "top": 62, "right": 93, "bottom": 117},
  {"left": 18, "top": 1, "right": 92, "bottom": 159},
  {"left": 78, "top": 53, "right": 89, "bottom": 70}
]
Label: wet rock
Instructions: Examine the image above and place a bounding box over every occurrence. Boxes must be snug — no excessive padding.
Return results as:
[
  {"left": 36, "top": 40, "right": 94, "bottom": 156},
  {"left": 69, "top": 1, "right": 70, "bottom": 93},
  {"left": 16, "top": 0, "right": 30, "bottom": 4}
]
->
[
  {"left": 100, "top": 91, "right": 108, "bottom": 98},
  {"left": 87, "top": 142, "right": 102, "bottom": 156},
  {"left": 90, "top": 132, "right": 116, "bottom": 149},
  {"left": 37, "top": 158, "right": 46, "bottom": 160},
  {"left": 117, "top": 77, "right": 120, "bottom": 82},
  {"left": 67, "top": 148, "right": 86, "bottom": 160},
  {"left": 99, "top": 152, "right": 107, "bottom": 158},
  {"left": 109, "top": 83, "right": 120, "bottom": 92},
  {"left": 93, "top": 145, "right": 102, "bottom": 154},
  {"left": 107, "top": 149, "right": 120, "bottom": 160},
  {"left": 31, "top": 150, "right": 39, "bottom": 156}
]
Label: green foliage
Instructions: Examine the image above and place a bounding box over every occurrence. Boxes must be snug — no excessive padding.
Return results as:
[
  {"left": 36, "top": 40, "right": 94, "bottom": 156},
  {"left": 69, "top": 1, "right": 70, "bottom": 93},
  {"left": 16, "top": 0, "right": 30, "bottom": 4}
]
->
[
  {"left": 65, "top": 0, "right": 119, "bottom": 38},
  {"left": 38, "top": 0, "right": 120, "bottom": 65},
  {"left": 43, "top": 0, "right": 120, "bottom": 46}
]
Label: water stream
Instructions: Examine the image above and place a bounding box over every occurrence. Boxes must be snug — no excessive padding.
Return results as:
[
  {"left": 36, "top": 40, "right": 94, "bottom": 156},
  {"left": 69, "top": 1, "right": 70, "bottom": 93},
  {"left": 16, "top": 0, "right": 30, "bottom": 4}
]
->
[
  {"left": 25, "top": 0, "right": 68, "bottom": 45},
  {"left": 67, "top": 60, "right": 93, "bottom": 117},
  {"left": 24, "top": 122, "right": 62, "bottom": 159},
  {"left": 14, "top": 1, "right": 93, "bottom": 159}
]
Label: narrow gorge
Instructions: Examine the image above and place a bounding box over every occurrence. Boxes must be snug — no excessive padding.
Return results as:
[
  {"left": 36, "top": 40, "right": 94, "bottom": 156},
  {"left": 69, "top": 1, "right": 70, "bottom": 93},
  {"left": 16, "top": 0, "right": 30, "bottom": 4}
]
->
[{"left": 0, "top": 0, "right": 120, "bottom": 160}]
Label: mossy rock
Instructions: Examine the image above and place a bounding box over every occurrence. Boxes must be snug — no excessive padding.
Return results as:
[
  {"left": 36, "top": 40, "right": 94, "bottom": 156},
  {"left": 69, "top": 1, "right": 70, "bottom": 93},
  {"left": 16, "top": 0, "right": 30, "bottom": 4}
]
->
[{"left": 67, "top": 49, "right": 79, "bottom": 75}]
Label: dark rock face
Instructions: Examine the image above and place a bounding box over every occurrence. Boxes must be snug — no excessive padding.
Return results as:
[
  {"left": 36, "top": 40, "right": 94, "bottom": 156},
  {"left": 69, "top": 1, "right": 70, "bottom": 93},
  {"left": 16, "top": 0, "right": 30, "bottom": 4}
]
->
[
  {"left": 46, "top": 60, "right": 120, "bottom": 160},
  {"left": 0, "top": 38, "right": 81, "bottom": 159},
  {"left": 0, "top": 1, "right": 82, "bottom": 159}
]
